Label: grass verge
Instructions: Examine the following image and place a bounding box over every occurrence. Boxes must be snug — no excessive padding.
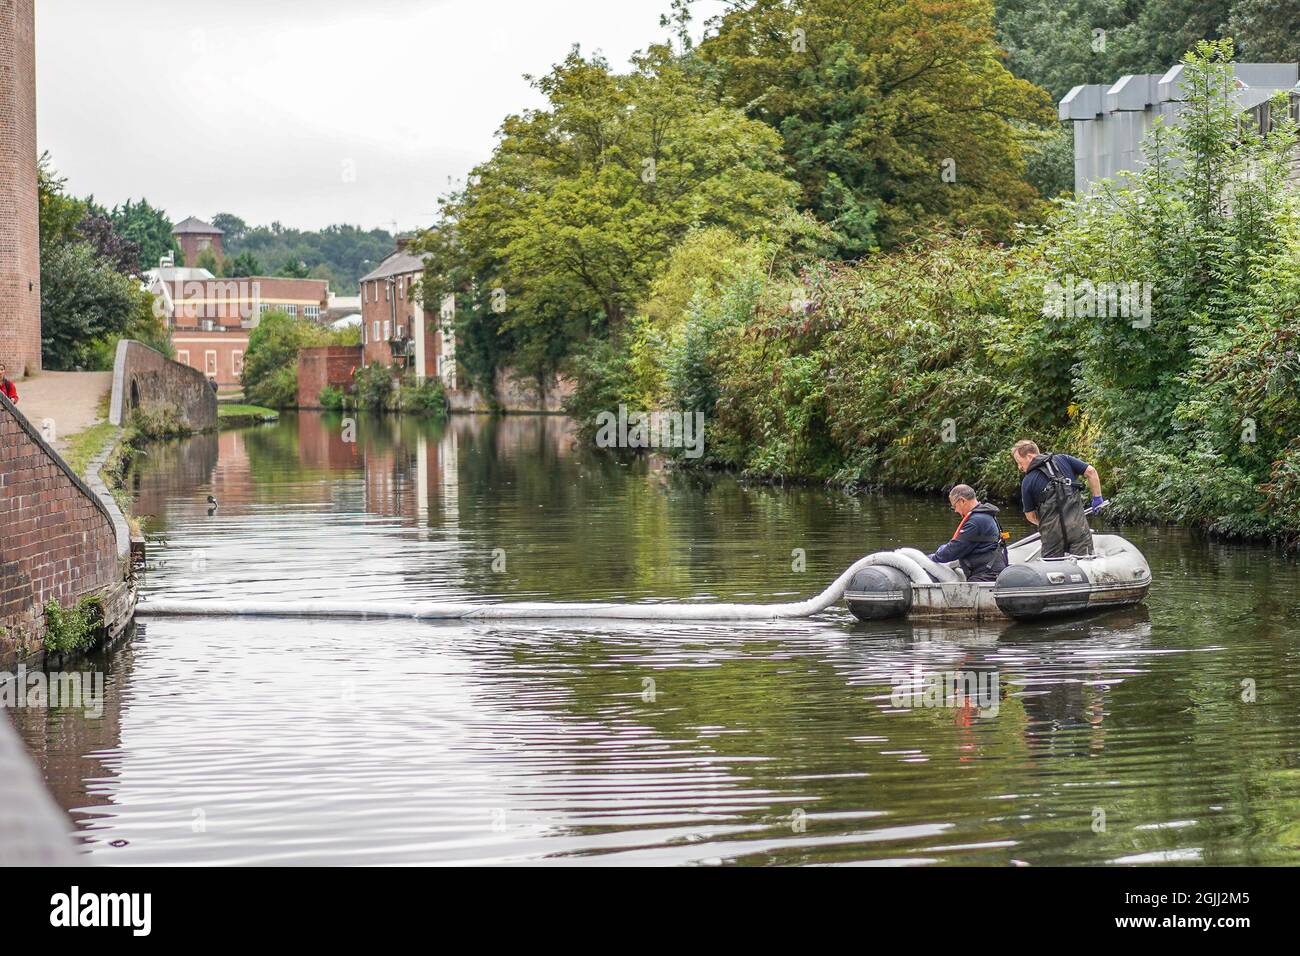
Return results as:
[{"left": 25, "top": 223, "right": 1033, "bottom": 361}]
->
[
  {"left": 61, "top": 420, "right": 118, "bottom": 478},
  {"left": 218, "top": 404, "right": 280, "bottom": 427}
]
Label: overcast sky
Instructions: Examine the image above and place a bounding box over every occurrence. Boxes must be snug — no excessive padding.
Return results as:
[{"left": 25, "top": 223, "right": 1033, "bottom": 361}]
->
[{"left": 35, "top": 0, "right": 728, "bottom": 233}]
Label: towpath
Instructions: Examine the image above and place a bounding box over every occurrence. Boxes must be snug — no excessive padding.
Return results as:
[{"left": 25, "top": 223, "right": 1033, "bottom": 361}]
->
[{"left": 13, "top": 371, "right": 113, "bottom": 452}]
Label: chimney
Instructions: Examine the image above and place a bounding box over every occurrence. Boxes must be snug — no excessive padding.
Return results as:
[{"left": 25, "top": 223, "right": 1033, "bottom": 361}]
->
[{"left": 396, "top": 233, "right": 414, "bottom": 252}]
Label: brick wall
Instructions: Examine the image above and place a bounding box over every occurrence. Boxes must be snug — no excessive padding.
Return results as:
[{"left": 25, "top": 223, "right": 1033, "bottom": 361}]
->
[
  {"left": 165, "top": 276, "right": 330, "bottom": 329},
  {"left": 0, "top": 393, "right": 123, "bottom": 662},
  {"left": 298, "top": 345, "right": 362, "bottom": 408},
  {"left": 109, "top": 340, "right": 218, "bottom": 430},
  {"left": 176, "top": 231, "right": 223, "bottom": 269},
  {"left": 171, "top": 331, "right": 249, "bottom": 388},
  {"left": 0, "top": 0, "right": 41, "bottom": 378}
]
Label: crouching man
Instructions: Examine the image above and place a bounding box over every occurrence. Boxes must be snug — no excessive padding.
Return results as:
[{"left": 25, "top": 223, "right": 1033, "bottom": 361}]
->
[{"left": 927, "top": 484, "right": 1009, "bottom": 582}]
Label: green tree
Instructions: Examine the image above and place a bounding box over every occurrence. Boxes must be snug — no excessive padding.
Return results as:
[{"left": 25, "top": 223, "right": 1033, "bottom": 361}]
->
[
  {"left": 211, "top": 212, "right": 248, "bottom": 243},
  {"left": 223, "top": 221, "right": 394, "bottom": 293},
  {"left": 1024, "top": 124, "right": 1076, "bottom": 199},
  {"left": 993, "top": 1, "right": 1254, "bottom": 103},
  {"left": 427, "top": 43, "right": 799, "bottom": 381},
  {"left": 224, "top": 250, "right": 262, "bottom": 277},
  {"left": 241, "top": 310, "right": 353, "bottom": 407},
  {"left": 1036, "top": 40, "right": 1300, "bottom": 533},
  {"left": 37, "top": 154, "right": 166, "bottom": 369},
  {"left": 194, "top": 248, "right": 221, "bottom": 275},
  {"left": 698, "top": 0, "right": 1054, "bottom": 254},
  {"left": 110, "top": 198, "right": 181, "bottom": 271},
  {"left": 40, "top": 243, "right": 151, "bottom": 370},
  {"left": 37, "top": 152, "right": 86, "bottom": 250},
  {"left": 1228, "top": 0, "right": 1300, "bottom": 62}
]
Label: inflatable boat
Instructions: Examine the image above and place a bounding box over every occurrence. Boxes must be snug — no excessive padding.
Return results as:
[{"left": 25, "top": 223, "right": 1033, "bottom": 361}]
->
[
  {"left": 844, "top": 533, "right": 1150, "bottom": 622},
  {"left": 138, "top": 530, "right": 1148, "bottom": 626}
]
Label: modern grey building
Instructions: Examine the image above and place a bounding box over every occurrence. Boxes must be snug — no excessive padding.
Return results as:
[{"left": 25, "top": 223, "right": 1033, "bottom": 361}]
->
[{"left": 1060, "top": 63, "right": 1300, "bottom": 195}]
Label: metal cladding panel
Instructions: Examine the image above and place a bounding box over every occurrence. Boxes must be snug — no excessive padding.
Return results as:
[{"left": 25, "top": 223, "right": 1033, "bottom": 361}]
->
[
  {"left": 1234, "top": 63, "right": 1300, "bottom": 88},
  {"left": 1060, "top": 83, "right": 1105, "bottom": 120},
  {"left": 1107, "top": 74, "right": 1158, "bottom": 112}
]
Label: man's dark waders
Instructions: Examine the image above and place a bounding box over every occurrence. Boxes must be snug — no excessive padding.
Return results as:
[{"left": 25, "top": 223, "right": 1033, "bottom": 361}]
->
[{"left": 1028, "top": 454, "right": 1093, "bottom": 559}]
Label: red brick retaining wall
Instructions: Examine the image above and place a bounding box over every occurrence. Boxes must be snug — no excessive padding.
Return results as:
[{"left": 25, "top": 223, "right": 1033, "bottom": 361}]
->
[
  {"left": 1, "top": 393, "right": 124, "bottom": 661},
  {"left": 298, "top": 345, "right": 362, "bottom": 408}
]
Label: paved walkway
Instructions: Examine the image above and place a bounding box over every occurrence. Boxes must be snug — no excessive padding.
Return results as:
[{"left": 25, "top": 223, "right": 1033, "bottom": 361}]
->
[{"left": 13, "top": 371, "right": 113, "bottom": 451}]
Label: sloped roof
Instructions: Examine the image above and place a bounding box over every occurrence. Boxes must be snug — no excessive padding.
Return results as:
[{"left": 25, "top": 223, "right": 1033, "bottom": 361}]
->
[
  {"left": 173, "top": 216, "right": 223, "bottom": 236},
  {"left": 360, "top": 249, "right": 429, "bottom": 282}
]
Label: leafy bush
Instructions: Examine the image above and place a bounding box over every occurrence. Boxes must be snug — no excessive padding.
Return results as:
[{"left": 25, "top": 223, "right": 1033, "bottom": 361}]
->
[
  {"left": 43, "top": 596, "right": 103, "bottom": 655},
  {"left": 128, "top": 401, "right": 190, "bottom": 440},
  {"left": 246, "top": 365, "right": 300, "bottom": 410},
  {"left": 1028, "top": 40, "right": 1300, "bottom": 535},
  {"left": 563, "top": 336, "right": 642, "bottom": 435},
  {"left": 397, "top": 376, "right": 448, "bottom": 418},
  {"left": 353, "top": 362, "right": 395, "bottom": 410},
  {"left": 318, "top": 385, "right": 345, "bottom": 410},
  {"left": 702, "top": 233, "right": 1055, "bottom": 490},
  {"left": 561, "top": 40, "right": 1300, "bottom": 540}
]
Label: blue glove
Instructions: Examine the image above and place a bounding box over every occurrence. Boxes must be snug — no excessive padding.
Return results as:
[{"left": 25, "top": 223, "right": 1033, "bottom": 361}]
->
[{"left": 1090, "top": 496, "right": 1105, "bottom": 510}]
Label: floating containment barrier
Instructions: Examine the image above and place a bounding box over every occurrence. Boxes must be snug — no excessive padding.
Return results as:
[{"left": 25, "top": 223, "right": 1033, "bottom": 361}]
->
[{"left": 137, "top": 533, "right": 1150, "bottom": 624}]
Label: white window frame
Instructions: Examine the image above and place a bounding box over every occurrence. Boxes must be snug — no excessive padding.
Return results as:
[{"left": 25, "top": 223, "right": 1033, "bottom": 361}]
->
[
  {"left": 373, "top": 320, "right": 380, "bottom": 342},
  {"left": 305, "top": 305, "right": 320, "bottom": 320},
  {"left": 285, "top": 304, "right": 298, "bottom": 317},
  {"left": 383, "top": 320, "right": 391, "bottom": 340},
  {"left": 177, "top": 349, "right": 190, "bottom": 366},
  {"left": 232, "top": 349, "right": 243, "bottom": 376},
  {"left": 205, "top": 350, "right": 218, "bottom": 376}
]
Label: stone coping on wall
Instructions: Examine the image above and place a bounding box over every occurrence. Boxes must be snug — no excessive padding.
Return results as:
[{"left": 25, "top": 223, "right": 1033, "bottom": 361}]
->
[
  {"left": 108, "top": 338, "right": 134, "bottom": 426},
  {"left": 84, "top": 430, "right": 131, "bottom": 560}
]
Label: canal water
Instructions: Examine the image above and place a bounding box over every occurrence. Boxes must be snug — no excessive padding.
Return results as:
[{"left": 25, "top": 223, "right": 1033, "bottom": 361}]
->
[{"left": 11, "top": 413, "right": 1300, "bottom": 865}]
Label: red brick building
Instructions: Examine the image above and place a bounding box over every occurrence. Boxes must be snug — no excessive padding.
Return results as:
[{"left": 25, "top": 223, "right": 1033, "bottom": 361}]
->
[
  {"left": 173, "top": 216, "right": 224, "bottom": 269},
  {"left": 359, "top": 237, "right": 455, "bottom": 386},
  {"left": 0, "top": 0, "right": 41, "bottom": 379},
  {"left": 149, "top": 270, "right": 330, "bottom": 387}
]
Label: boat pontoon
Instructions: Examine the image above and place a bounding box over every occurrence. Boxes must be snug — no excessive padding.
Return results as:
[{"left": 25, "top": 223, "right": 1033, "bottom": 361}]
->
[{"left": 844, "top": 533, "right": 1150, "bottom": 622}]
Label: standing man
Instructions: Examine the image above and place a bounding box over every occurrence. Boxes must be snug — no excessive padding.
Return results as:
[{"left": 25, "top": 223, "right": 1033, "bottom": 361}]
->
[
  {"left": 927, "top": 484, "right": 1009, "bottom": 581},
  {"left": 1012, "top": 440, "right": 1103, "bottom": 558},
  {"left": 0, "top": 363, "right": 17, "bottom": 404}
]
